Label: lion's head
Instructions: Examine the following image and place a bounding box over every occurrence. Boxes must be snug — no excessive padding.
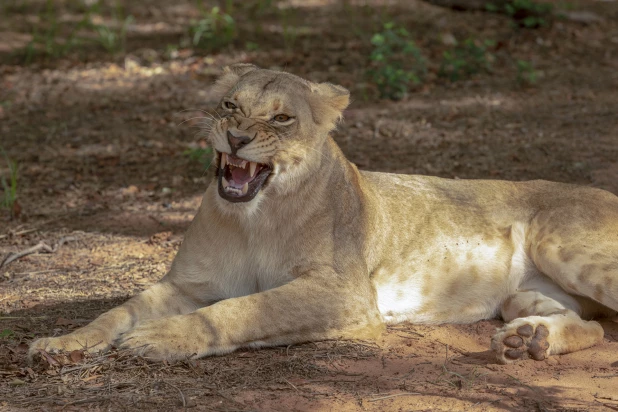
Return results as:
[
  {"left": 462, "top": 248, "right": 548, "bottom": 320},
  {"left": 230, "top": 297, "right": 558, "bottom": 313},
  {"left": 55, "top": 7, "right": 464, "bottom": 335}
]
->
[{"left": 205, "top": 64, "right": 350, "bottom": 209}]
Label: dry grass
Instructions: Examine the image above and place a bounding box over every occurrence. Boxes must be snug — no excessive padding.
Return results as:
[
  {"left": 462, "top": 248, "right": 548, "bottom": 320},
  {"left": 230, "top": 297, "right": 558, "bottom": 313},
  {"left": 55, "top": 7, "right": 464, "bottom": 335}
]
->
[{"left": 1, "top": 340, "right": 380, "bottom": 410}]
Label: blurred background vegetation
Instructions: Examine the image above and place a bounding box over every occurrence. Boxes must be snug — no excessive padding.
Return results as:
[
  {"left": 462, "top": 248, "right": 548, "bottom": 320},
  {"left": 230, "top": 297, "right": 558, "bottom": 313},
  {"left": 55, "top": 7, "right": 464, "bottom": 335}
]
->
[{"left": 0, "top": 0, "right": 616, "bottom": 220}]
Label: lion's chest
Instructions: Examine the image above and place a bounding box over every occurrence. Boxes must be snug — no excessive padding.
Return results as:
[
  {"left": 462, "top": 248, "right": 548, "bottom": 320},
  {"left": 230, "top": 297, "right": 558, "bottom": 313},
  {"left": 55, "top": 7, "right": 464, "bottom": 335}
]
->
[{"left": 212, "top": 231, "right": 301, "bottom": 298}]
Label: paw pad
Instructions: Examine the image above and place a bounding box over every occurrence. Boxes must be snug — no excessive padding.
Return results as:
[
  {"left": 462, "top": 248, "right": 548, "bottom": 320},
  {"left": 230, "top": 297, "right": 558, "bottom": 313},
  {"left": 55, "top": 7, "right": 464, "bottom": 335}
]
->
[
  {"left": 493, "top": 323, "right": 550, "bottom": 363},
  {"left": 504, "top": 335, "right": 523, "bottom": 348},
  {"left": 527, "top": 325, "right": 549, "bottom": 360},
  {"left": 516, "top": 324, "right": 533, "bottom": 337}
]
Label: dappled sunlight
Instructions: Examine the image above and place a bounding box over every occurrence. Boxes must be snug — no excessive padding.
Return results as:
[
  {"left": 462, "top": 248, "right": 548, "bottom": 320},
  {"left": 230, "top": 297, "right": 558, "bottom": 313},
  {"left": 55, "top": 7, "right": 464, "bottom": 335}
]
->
[
  {"left": 1, "top": 0, "right": 618, "bottom": 410},
  {"left": 4, "top": 57, "right": 220, "bottom": 100}
]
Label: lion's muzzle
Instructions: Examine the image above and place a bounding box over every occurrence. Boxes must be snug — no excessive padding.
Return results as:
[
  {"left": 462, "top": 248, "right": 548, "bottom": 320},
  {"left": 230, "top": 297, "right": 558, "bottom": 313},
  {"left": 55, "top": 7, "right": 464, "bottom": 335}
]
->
[{"left": 217, "top": 152, "right": 272, "bottom": 202}]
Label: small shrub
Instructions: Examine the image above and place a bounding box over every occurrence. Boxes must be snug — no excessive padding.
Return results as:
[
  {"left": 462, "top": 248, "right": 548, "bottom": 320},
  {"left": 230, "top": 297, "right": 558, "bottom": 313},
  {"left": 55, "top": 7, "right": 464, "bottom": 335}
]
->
[
  {"left": 92, "top": 4, "right": 133, "bottom": 55},
  {"left": 21, "top": 0, "right": 131, "bottom": 62},
  {"left": 516, "top": 59, "right": 538, "bottom": 85},
  {"left": 24, "top": 0, "right": 71, "bottom": 62},
  {"left": 0, "top": 329, "right": 15, "bottom": 339},
  {"left": 279, "top": 7, "right": 301, "bottom": 51},
  {"left": 22, "top": 0, "right": 95, "bottom": 63},
  {"left": 368, "top": 22, "right": 427, "bottom": 100},
  {"left": 486, "top": 0, "right": 553, "bottom": 28},
  {"left": 189, "top": 6, "right": 236, "bottom": 51},
  {"left": 245, "top": 41, "right": 259, "bottom": 51},
  {"left": 185, "top": 147, "right": 214, "bottom": 170},
  {"left": 439, "top": 38, "right": 494, "bottom": 82}
]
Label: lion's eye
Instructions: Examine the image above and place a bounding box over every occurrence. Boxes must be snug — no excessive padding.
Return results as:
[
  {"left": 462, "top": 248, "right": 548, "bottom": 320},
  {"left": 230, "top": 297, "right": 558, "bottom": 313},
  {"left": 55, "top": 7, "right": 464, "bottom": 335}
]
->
[
  {"left": 273, "top": 114, "right": 291, "bottom": 123},
  {"left": 223, "top": 101, "right": 237, "bottom": 110}
]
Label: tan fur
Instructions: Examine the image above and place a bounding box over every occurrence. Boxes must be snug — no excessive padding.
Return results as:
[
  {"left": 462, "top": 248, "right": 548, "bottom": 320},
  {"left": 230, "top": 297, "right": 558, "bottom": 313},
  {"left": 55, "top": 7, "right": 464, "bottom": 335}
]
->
[{"left": 30, "top": 65, "right": 618, "bottom": 364}]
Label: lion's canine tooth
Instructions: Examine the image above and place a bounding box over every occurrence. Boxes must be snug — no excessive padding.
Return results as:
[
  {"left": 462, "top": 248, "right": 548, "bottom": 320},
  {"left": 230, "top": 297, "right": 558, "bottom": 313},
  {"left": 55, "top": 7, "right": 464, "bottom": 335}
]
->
[
  {"left": 240, "top": 160, "right": 247, "bottom": 168},
  {"left": 241, "top": 182, "right": 248, "bottom": 195},
  {"left": 221, "top": 153, "right": 228, "bottom": 169},
  {"left": 222, "top": 176, "right": 229, "bottom": 189},
  {"left": 249, "top": 161, "right": 257, "bottom": 177}
]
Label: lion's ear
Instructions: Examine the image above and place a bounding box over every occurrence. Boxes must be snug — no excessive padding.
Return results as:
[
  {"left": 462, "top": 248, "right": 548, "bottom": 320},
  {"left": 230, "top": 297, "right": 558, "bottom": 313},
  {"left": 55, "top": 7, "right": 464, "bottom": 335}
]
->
[
  {"left": 317, "top": 82, "right": 350, "bottom": 112},
  {"left": 309, "top": 82, "right": 351, "bottom": 126},
  {"left": 212, "top": 63, "right": 259, "bottom": 100},
  {"left": 226, "top": 63, "right": 259, "bottom": 77}
]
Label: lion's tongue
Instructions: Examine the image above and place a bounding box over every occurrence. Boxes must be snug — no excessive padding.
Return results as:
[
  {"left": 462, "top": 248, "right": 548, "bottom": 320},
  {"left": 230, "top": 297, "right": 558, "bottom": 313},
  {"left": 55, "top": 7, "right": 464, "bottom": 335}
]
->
[{"left": 230, "top": 167, "right": 254, "bottom": 185}]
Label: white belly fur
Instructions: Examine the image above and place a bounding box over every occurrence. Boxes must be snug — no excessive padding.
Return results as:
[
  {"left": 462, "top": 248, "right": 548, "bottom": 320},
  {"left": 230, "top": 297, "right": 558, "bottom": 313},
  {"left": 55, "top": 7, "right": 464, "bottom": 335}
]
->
[{"left": 373, "top": 222, "right": 532, "bottom": 325}]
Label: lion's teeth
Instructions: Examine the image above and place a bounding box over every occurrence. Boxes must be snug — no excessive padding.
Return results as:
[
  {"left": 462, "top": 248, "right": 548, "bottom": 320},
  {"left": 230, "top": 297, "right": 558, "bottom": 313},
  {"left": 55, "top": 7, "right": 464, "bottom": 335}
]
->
[
  {"left": 222, "top": 176, "right": 229, "bottom": 189},
  {"left": 241, "top": 182, "right": 248, "bottom": 195},
  {"left": 240, "top": 160, "right": 247, "bottom": 168},
  {"left": 249, "top": 161, "right": 257, "bottom": 177},
  {"left": 221, "top": 153, "right": 228, "bottom": 169}
]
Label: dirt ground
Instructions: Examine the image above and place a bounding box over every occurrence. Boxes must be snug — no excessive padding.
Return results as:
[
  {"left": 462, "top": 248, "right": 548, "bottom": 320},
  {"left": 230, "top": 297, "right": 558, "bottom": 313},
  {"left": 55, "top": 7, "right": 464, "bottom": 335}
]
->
[{"left": 1, "top": 0, "right": 618, "bottom": 410}]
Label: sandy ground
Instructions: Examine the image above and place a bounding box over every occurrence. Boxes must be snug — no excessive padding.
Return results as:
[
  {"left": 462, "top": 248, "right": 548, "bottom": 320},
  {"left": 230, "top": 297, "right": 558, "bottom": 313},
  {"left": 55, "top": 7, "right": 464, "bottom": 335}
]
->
[{"left": 1, "top": 0, "right": 618, "bottom": 410}]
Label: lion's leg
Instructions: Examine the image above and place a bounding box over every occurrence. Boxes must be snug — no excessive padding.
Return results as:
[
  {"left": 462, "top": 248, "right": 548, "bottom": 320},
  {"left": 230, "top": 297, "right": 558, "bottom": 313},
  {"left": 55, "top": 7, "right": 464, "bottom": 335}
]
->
[
  {"left": 29, "top": 281, "right": 201, "bottom": 359},
  {"left": 116, "top": 268, "right": 384, "bottom": 361},
  {"left": 528, "top": 206, "right": 618, "bottom": 313},
  {"left": 491, "top": 276, "right": 604, "bottom": 364}
]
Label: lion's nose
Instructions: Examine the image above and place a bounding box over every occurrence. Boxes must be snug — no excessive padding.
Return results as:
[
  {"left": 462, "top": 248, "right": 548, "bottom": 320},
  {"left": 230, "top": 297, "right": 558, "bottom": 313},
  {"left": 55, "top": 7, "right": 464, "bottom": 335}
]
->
[{"left": 227, "top": 131, "right": 251, "bottom": 154}]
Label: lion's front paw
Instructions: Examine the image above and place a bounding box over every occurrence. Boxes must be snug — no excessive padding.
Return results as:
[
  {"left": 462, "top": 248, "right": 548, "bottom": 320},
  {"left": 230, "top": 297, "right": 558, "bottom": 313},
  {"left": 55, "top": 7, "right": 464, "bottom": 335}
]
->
[
  {"left": 491, "top": 318, "right": 550, "bottom": 364},
  {"left": 29, "top": 329, "right": 112, "bottom": 362},
  {"left": 116, "top": 318, "right": 201, "bottom": 362}
]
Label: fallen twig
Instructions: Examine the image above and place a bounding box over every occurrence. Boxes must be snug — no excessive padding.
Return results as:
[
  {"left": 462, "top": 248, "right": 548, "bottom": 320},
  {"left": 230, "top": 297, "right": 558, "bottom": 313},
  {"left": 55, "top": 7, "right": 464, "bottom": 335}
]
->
[
  {"left": 162, "top": 381, "right": 186, "bottom": 408},
  {"left": 283, "top": 378, "right": 299, "bottom": 391},
  {"left": 62, "top": 396, "right": 113, "bottom": 406},
  {"left": 0, "top": 236, "right": 76, "bottom": 269},
  {"left": 368, "top": 392, "right": 420, "bottom": 402},
  {"left": 592, "top": 374, "right": 618, "bottom": 379},
  {"left": 0, "top": 228, "right": 38, "bottom": 239},
  {"left": 388, "top": 326, "right": 425, "bottom": 337}
]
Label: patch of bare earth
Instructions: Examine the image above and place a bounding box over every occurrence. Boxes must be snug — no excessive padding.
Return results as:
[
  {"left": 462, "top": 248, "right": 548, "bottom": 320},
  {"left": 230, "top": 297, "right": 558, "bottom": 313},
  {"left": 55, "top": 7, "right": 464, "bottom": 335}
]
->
[{"left": 1, "top": 0, "right": 618, "bottom": 410}]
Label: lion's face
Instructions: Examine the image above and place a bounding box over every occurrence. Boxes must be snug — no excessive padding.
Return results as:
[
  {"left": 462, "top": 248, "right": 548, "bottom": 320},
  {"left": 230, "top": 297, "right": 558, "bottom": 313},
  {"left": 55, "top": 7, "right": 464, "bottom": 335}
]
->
[{"left": 205, "top": 64, "right": 349, "bottom": 208}]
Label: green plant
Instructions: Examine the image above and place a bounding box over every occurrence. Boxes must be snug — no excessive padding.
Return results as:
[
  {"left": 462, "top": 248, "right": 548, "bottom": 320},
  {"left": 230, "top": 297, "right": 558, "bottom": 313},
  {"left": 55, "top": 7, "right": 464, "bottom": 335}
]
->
[
  {"left": 24, "top": 0, "right": 67, "bottom": 62},
  {"left": 486, "top": 0, "right": 553, "bottom": 28},
  {"left": 1, "top": 149, "right": 18, "bottom": 217},
  {"left": 189, "top": 6, "right": 236, "bottom": 51},
  {"left": 368, "top": 22, "right": 427, "bottom": 100},
  {"left": 245, "top": 41, "right": 259, "bottom": 51},
  {"left": 439, "top": 38, "right": 494, "bottom": 82},
  {"left": 185, "top": 147, "right": 214, "bottom": 170},
  {"left": 279, "top": 7, "right": 300, "bottom": 51},
  {"left": 0, "top": 329, "right": 15, "bottom": 339},
  {"left": 91, "top": 3, "right": 133, "bottom": 55},
  {"left": 516, "top": 59, "right": 538, "bottom": 85},
  {"left": 165, "top": 44, "right": 179, "bottom": 59},
  {"left": 23, "top": 0, "right": 95, "bottom": 63}
]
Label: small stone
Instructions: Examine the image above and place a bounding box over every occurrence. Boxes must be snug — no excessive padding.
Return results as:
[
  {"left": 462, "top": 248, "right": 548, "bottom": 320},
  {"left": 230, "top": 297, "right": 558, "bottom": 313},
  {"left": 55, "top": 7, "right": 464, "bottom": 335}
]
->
[
  {"left": 441, "top": 33, "right": 457, "bottom": 46},
  {"left": 560, "top": 11, "right": 603, "bottom": 25}
]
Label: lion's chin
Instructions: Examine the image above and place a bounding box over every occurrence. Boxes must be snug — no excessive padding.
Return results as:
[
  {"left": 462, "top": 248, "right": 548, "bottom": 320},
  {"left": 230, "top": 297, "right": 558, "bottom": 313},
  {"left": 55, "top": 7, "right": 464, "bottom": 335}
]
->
[{"left": 216, "top": 152, "right": 272, "bottom": 203}]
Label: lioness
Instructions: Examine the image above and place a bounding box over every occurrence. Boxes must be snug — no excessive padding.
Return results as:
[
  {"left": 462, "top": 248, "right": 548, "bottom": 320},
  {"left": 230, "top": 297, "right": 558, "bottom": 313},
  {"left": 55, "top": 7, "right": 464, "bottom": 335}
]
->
[{"left": 30, "top": 64, "right": 618, "bottom": 364}]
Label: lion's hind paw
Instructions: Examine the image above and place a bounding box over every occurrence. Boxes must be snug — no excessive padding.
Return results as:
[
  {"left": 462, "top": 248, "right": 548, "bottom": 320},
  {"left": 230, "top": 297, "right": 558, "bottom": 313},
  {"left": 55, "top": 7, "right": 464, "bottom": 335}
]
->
[{"left": 491, "top": 318, "right": 550, "bottom": 364}]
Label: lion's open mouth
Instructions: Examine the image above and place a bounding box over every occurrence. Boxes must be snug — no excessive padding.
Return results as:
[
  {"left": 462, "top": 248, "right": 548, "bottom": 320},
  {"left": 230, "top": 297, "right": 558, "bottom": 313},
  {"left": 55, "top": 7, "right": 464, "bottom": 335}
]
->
[{"left": 217, "top": 152, "right": 272, "bottom": 203}]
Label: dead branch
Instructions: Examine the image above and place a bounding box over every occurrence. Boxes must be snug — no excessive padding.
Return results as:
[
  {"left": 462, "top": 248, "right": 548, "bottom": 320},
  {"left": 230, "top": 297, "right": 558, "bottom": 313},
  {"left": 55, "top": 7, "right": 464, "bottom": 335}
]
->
[
  {"left": 0, "top": 236, "right": 76, "bottom": 270},
  {"left": 0, "top": 228, "right": 38, "bottom": 239},
  {"left": 368, "top": 392, "right": 421, "bottom": 402},
  {"left": 162, "top": 381, "right": 186, "bottom": 407}
]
